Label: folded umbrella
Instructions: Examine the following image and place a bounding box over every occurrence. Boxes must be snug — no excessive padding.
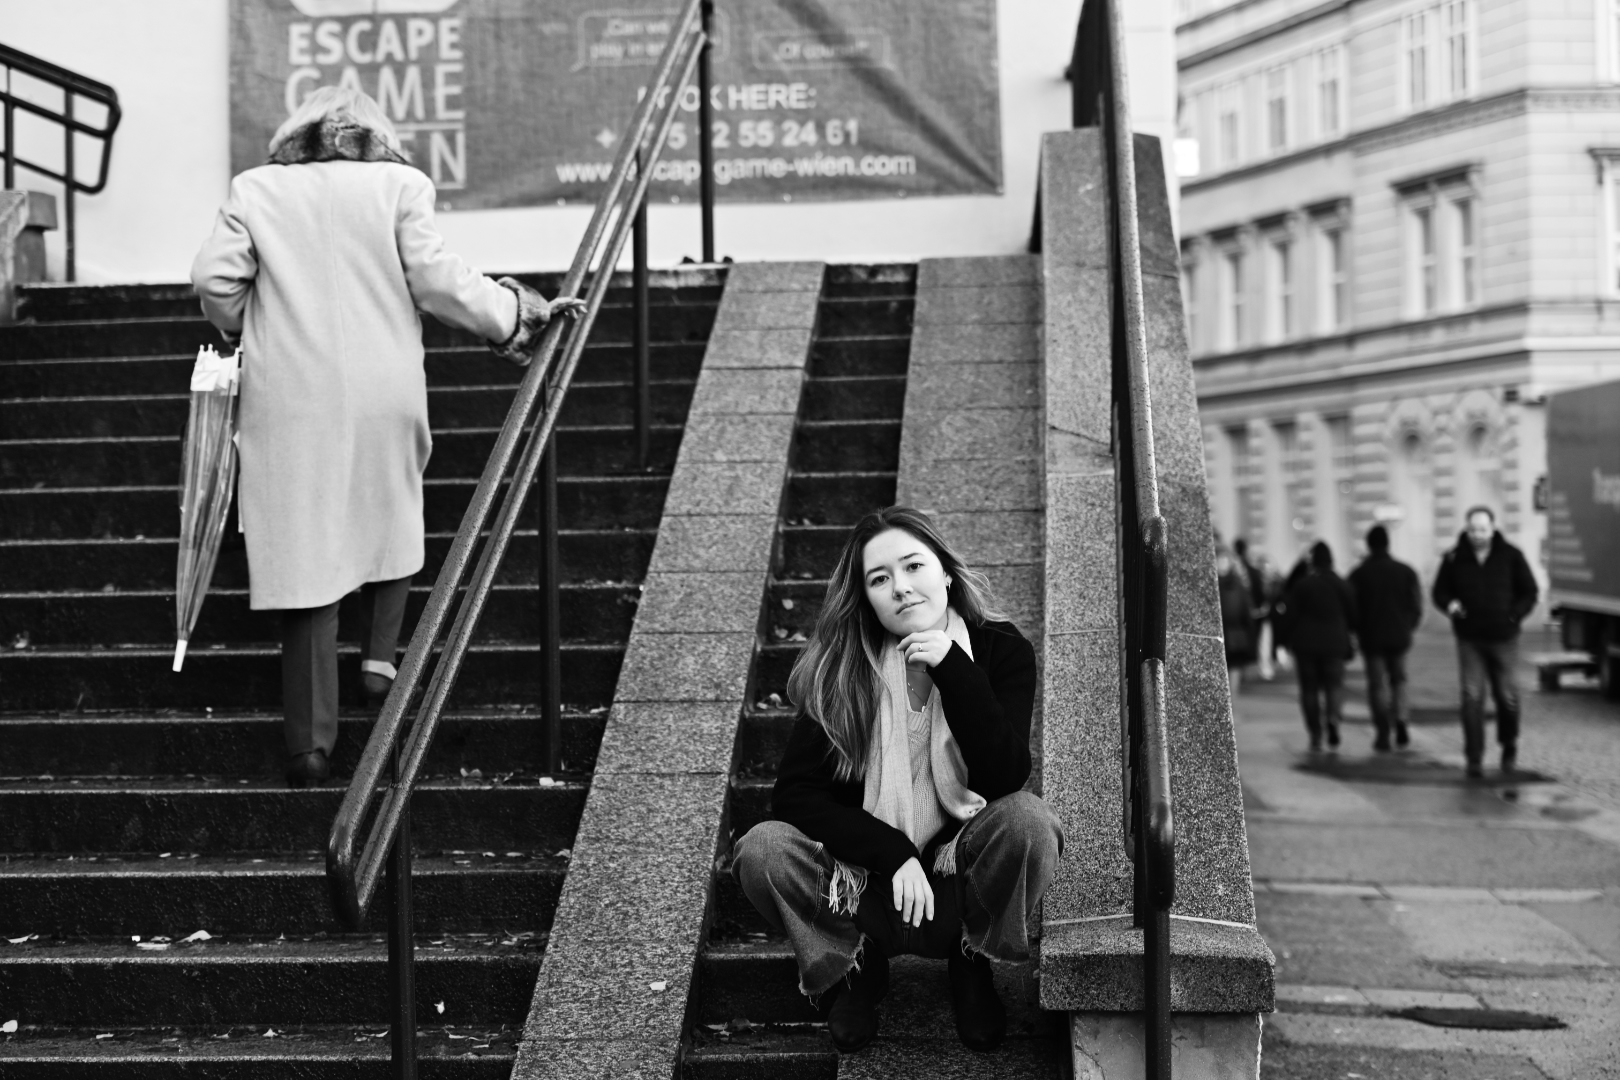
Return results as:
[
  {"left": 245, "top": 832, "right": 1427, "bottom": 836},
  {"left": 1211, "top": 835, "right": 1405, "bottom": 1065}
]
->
[{"left": 173, "top": 345, "right": 242, "bottom": 672}]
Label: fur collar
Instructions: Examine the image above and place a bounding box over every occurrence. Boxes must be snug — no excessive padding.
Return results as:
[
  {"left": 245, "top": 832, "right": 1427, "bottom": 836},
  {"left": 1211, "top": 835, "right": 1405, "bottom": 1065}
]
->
[{"left": 268, "top": 119, "right": 410, "bottom": 167}]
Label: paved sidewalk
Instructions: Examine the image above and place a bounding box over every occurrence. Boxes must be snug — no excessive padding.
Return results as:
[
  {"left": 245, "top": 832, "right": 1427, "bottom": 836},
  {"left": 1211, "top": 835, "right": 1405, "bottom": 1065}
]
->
[{"left": 1236, "top": 628, "right": 1620, "bottom": 1079}]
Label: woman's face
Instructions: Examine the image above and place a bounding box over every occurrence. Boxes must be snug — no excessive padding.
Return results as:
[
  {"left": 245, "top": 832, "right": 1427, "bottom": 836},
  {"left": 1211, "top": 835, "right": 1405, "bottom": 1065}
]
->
[{"left": 861, "top": 528, "right": 952, "bottom": 638}]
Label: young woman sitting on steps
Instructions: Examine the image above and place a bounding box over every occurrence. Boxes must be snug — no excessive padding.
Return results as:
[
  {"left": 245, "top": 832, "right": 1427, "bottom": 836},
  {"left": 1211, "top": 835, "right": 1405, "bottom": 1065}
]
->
[{"left": 732, "top": 506, "right": 1064, "bottom": 1053}]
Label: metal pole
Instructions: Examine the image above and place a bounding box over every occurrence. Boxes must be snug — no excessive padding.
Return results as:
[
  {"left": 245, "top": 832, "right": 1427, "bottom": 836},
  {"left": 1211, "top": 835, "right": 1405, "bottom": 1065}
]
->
[
  {"left": 1145, "top": 903, "right": 1171, "bottom": 1079},
  {"left": 698, "top": 0, "right": 715, "bottom": 262},
  {"left": 632, "top": 148, "right": 651, "bottom": 469},
  {"left": 386, "top": 747, "right": 418, "bottom": 1080},
  {"left": 63, "top": 92, "right": 75, "bottom": 282},
  {"left": 4, "top": 99, "right": 14, "bottom": 188},
  {"left": 539, "top": 435, "right": 562, "bottom": 774}
]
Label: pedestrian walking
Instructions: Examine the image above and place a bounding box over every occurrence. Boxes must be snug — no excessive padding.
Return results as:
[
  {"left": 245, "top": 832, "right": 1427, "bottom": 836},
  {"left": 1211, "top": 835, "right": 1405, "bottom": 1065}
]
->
[
  {"left": 1234, "top": 539, "right": 1274, "bottom": 680},
  {"left": 1431, "top": 506, "right": 1540, "bottom": 777},
  {"left": 1217, "top": 544, "right": 1258, "bottom": 697},
  {"left": 190, "top": 87, "right": 583, "bottom": 788},
  {"left": 1348, "top": 526, "right": 1423, "bottom": 751},
  {"left": 731, "top": 506, "right": 1063, "bottom": 1055},
  {"left": 1282, "top": 541, "right": 1358, "bottom": 751}
]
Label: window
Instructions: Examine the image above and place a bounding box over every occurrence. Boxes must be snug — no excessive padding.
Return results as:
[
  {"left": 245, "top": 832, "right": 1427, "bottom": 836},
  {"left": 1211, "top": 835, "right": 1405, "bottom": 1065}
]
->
[
  {"left": 1226, "top": 249, "right": 1247, "bottom": 348},
  {"left": 1406, "top": 12, "right": 1430, "bottom": 109},
  {"left": 1219, "top": 86, "right": 1241, "bottom": 168},
  {"left": 1411, "top": 204, "right": 1437, "bottom": 315},
  {"left": 1228, "top": 426, "right": 1256, "bottom": 542},
  {"left": 1318, "top": 226, "right": 1348, "bottom": 332},
  {"left": 1444, "top": 0, "right": 1471, "bottom": 97},
  {"left": 1315, "top": 414, "right": 1356, "bottom": 561},
  {"left": 1266, "top": 67, "right": 1289, "bottom": 153},
  {"left": 1265, "top": 420, "right": 1304, "bottom": 563},
  {"left": 1316, "top": 47, "right": 1343, "bottom": 138},
  {"left": 1611, "top": 170, "right": 1620, "bottom": 294},
  {"left": 1182, "top": 261, "right": 1200, "bottom": 351},
  {"left": 1451, "top": 198, "right": 1477, "bottom": 307},
  {"left": 1266, "top": 238, "right": 1294, "bottom": 342},
  {"left": 1599, "top": 154, "right": 1620, "bottom": 296}
]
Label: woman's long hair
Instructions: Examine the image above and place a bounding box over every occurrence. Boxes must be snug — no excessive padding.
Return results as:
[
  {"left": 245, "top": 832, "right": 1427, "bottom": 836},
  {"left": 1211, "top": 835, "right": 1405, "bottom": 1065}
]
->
[
  {"left": 269, "top": 85, "right": 402, "bottom": 156},
  {"left": 786, "top": 506, "right": 1005, "bottom": 782}
]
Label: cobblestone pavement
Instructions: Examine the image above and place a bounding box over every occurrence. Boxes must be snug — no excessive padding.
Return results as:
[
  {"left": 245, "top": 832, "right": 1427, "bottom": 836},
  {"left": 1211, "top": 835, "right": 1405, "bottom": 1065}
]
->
[{"left": 1236, "top": 625, "right": 1620, "bottom": 1079}]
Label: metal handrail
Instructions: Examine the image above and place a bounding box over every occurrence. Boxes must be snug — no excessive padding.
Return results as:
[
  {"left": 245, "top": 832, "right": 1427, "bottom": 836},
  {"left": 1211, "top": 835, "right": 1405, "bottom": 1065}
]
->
[
  {"left": 326, "top": 2, "right": 714, "bottom": 1074},
  {"left": 0, "top": 43, "right": 122, "bottom": 281},
  {"left": 1067, "top": 0, "right": 1177, "bottom": 1076}
]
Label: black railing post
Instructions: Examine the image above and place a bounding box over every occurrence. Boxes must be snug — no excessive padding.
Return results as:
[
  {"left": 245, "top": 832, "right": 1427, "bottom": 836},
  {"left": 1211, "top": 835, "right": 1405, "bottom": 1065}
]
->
[
  {"left": 4, "top": 98, "right": 14, "bottom": 188},
  {"left": 633, "top": 149, "right": 651, "bottom": 468},
  {"left": 62, "top": 91, "right": 75, "bottom": 281},
  {"left": 386, "top": 746, "right": 417, "bottom": 1080},
  {"left": 539, "top": 433, "right": 562, "bottom": 775},
  {"left": 698, "top": 0, "right": 715, "bottom": 261}
]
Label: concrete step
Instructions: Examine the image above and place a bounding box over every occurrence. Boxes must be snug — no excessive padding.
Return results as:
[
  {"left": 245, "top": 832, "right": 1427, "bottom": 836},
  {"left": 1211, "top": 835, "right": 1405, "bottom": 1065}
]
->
[
  {"left": 0, "top": 709, "right": 607, "bottom": 779},
  {"left": 0, "top": 1024, "right": 516, "bottom": 1078},
  {"left": 0, "top": 938, "right": 540, "bottom": 1026},
  {"left": 806, "top": 336, "right": 910, "bottom": 378},
  {"left": 0, "top": 641, "right": 624, "bottom": 712},
  {"left": 13, "top": 273, "right": 722, "bottom": 322},
  {"left": 681, "top": 1027, "right": 835, "bottom": 1080},
  {"left": 0, "top": 301, "right": 719, "bottom": 361},
  {"left": 0, "top": 527, "right": 656, "bottom": 592},
  {"left": 1, "top": 580, "right": 638, "bottom": 648},
  {"left": 752, "top": 643, "right": 802, "bottom": 705},
  {"left": 736, "top": 708, "right": 794, "bottom": 778},
  {"left": 0, "top": 425, "right": 683, "bottom": 489},
  {"left": 813, "top": 296, "right": 913, "bottom": 340},
  {"left": 0, "top": 776, "right": 587, "bottom": 854},
  {"left": 799, "top": 375, "right": 906, "bottom": 422},
  {"left": 788, "top": 421, "right": 899, "bottom": 474},
  {"left": 0, "top": 851, "right": 566, "bottom": 936},
  {"left": 0, "top": 342, "right": 707, "bottom": 399},
  {"left": 0, "top": 380, "right": 697, "bottom": 441},
  {"left": 0, "top": 473, "right": 671, "bottom": 540},
  {"left": 781, "top": 471, "right": 898, "bottom": 528}
]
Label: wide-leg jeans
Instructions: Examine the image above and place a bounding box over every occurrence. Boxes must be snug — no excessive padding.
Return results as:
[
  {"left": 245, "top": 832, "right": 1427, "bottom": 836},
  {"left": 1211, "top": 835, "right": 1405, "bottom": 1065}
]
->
[{"left": 731, "top": 790, "right": 1063, "bottom": 998}]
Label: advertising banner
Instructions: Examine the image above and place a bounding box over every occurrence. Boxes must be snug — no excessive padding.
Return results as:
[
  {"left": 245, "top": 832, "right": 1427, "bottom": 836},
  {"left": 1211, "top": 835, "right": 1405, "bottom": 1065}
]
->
[{"left": 229, "top": 0, "right": 1002, "bottom": 210}]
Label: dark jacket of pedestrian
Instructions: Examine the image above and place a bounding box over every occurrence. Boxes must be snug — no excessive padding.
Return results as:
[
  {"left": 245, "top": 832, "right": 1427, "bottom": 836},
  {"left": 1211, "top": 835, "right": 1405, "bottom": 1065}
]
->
[
  {"left": 1285, "top": 557, "right": 1358, "bottom": 658},
  {"left": 1218, "top": 551, "right": 1258, "bottom": 667},
  {"left": 1349, "top": 551, "right": 1423, "bottom": 653},
  {"left": 1431, "top": 530, "right": 1539, "bottom": 642}
]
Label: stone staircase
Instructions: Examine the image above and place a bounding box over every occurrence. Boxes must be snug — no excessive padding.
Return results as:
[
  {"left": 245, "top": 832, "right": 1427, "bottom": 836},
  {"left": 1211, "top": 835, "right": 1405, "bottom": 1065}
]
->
[{"left": 0, "top": 270, "right": 720, "bottom": 1074}]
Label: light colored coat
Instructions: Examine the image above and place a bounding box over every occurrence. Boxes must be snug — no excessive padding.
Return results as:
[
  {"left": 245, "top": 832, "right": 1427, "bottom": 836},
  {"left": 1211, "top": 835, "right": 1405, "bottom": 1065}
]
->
[{"left": 192, "top": 161, "right": 516, "bottom": 610}]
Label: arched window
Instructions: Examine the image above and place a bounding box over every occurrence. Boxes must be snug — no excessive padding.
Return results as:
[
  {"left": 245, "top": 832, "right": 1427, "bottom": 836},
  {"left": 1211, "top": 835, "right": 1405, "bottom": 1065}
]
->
[
  {"left": 1388, "top": 430, "right": 1436, "bottom": 573},
  {"left": 1454, "top": 423, "right": 1503, "bottom": 526}
]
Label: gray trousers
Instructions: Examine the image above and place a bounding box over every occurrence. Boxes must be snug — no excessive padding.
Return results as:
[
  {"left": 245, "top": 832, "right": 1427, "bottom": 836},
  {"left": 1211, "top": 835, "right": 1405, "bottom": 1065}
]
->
[
  {"left": 732, "top": 790, "right": 1063, "bottom": 997},
  {"left": 279, "top": 575, "right": 410, "bottom": 756}
]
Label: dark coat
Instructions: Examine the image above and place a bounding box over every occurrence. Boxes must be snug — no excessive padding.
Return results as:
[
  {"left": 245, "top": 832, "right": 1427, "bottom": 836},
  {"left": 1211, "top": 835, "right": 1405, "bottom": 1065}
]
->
[
  {"left": 1431, "top": 531, "right": 1539, "bottom": 642},
  {"left": 770, "top": 619, "right": 1036, "bottom": 884},
  {"left": 1284, "top": 567, "right": 1358, "bottom": 658},
  {"left": 1220, "top": 565, "right": 1257, "bottom": 666},
  {"left": 1349, "top": 552, "right": 1423, "bottom": 654}
]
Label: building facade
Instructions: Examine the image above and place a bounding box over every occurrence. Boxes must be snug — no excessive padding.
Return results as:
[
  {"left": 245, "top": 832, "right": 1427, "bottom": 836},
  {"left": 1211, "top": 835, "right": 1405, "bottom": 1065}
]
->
[{"left": 1176, "top": 0, "right": 1620, "bottom": 596}]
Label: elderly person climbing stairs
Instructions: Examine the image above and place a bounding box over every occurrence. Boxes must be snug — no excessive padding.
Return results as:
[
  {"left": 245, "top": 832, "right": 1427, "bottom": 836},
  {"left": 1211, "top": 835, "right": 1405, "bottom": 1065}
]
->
[{"left": 191, "top": 86, "right": 581, "bottom": 788}]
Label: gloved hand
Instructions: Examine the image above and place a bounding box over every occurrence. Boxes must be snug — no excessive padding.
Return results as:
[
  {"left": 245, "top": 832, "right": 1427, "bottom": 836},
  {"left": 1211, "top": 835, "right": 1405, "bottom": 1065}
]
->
[{"left": 489, "top": 277, "right": 586, "bottom": 366}]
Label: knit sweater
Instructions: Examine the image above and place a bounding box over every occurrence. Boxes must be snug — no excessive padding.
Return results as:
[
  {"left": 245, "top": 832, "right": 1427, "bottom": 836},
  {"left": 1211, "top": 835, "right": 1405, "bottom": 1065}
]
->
[{"left": 770, "top": 618, "right": 1037, "bottom": 884}]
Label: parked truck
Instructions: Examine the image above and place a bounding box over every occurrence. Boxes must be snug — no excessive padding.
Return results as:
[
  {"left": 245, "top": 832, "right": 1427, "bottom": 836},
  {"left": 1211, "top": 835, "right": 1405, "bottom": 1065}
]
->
[{"left": 1543, "top": 376, "right": 1620, "bottom": 697}]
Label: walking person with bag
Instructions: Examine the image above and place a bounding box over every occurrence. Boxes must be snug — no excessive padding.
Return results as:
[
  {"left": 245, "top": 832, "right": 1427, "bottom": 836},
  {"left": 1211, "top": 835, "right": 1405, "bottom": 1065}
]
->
[
  {"left": 731, "top": 507, "right": 1064, "bottom": 1055},
  {"left": 1283, "top": 541, "right": 1358, "bottom": 751},
  {"left": 1431, "top": 507, "right": 1540, "bottom": 778},
  {"left": 191, "top": 87, "right": 582, "bottom": 787},
  {"left": 1349, "top": 525, "right": 1424, "bottom": 751}
]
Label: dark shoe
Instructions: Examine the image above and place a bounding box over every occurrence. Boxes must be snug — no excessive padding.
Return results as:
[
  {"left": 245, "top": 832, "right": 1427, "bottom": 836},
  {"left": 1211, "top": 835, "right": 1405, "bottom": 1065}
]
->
[
  {"left": 826, "top": 948, "right": 888, "bottom": 1053},
  {"left": 1373, "top": 734, "right": 1392, "bottom": 752},
  {"left": 948, "top": 949, "right": 1006, "bottom": 1052},
  {"left": 361, "top": 671, "right": 394, "bottom": 709},
  {"left": 286, "top": 749, "right": 330, "bottom": 789},
  {"left": 1395, "top": 722, "right": 1411, "bottom": 748},
  {"left": 1465, "top": 761, "right": 1485, "bottom": 780},
  {"left": 1501, "top": 745, "right": 1517, "bottom": 775},
  {"left": 1308, "top": 736, "right": 1323, "bottom": 753},
  {"left": 1326, "top": 723, "right": 1341, "bottom": 749}
]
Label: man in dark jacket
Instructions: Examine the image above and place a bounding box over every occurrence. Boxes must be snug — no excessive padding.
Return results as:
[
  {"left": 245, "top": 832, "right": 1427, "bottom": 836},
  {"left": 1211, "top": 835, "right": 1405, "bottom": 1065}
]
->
[
  {"left": 1284, "top": 541, "right": 1358, "bottom": 751},
  {"left": 1431, "top": 507, "right": 1540, "bottom": 777},
  {"left": 1349, "top": 526, "right": 1423, "bottom": 751}
]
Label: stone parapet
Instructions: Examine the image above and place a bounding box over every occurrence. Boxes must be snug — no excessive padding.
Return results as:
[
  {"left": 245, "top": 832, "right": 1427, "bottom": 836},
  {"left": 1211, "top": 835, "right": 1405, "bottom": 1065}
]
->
[
  {"left": 510, "top": 261, "right": 824, "bottom": 1078},
  {"left": 1035, "top": 127, "right": 1274, "bottom": 1021},
  {"left": 0, "top": 190, "right": 58, "bottom": 323}
]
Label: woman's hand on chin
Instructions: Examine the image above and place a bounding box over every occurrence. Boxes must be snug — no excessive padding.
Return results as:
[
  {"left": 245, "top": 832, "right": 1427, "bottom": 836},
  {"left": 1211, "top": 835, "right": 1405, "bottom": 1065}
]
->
[
  {"left": 892, "top": 857, "right": 934, "bottom": 927},
  {"left": 899, "top": 630, "right": 951, "bottom": 669}
]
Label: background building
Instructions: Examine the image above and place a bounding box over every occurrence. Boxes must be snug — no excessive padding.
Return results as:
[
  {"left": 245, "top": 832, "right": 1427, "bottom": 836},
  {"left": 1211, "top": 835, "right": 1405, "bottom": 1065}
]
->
[{"left": 1176, "top": 0, "right": 1620, "bottom": 594}]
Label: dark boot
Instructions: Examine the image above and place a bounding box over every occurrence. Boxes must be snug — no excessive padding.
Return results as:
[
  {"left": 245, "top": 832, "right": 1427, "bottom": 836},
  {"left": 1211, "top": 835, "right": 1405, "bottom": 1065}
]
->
[
  {"left": 948, "top": 949, "right": 1006, "bottom": 1052},
  {"left": 286, "top": 749, "right": 330, "bottom": 789},
  {"left": 1325, "top": 722, "right": 1341, "bottom": 749},
  {"left": 1395, "top": 721, "right": 1411, "bottom": 748},
  {"left": 1501, "top": 743, "right": 1517, "bottom": 775},
  {"left": 826, "top": 947, "right": 888, "bottom": 1053}
]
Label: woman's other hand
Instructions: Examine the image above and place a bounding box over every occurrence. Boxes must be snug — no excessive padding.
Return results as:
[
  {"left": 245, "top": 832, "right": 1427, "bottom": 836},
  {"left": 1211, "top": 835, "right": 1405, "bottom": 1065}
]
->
[
  {"left": 898, "top": 629, "right": 951, "bottom": 669},
  {"left": 891, "top": 857, "right": 934, "bottom": 927},
  {"left": 545, "top": 296, "right": 587, "bottom": 322}
]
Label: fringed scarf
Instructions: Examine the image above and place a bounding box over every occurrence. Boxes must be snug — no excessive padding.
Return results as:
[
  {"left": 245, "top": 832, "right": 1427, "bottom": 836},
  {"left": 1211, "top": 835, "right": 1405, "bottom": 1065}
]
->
[
  {"left": 267, "top": 118, "right": 412, "bottom": 168},
  {"left": 826, "top": 609, "right": 987, "bottom": 915}
]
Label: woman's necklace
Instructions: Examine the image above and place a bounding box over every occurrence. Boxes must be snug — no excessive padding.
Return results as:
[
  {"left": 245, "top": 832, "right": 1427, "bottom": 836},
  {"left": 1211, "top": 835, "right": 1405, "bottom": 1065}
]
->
[{"left": 905, "top": 664, "right": 933, "bottom": 710}]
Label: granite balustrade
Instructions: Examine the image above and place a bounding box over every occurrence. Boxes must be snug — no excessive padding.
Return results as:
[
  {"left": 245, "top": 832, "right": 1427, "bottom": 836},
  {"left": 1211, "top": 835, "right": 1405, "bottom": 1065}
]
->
[{"left": 510, "top": 261, "right": 824, "bottom": 1079}]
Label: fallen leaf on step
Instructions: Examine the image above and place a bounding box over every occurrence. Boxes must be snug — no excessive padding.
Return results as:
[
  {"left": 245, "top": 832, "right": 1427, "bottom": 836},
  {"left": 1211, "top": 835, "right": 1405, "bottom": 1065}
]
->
[
  {"left": 7, "top": 934, "right": 38, "bottom": 945},
  {"left": 96, "top": 1033, "right": 115, "bottom": 1040},
  {"left": 781, "top": 598, "right": 794, "bottom": 609},
  {"left": 2, "top": 1020, "right": 17, "bottom": 1033},
  {"left": 435, "top": 1001, "right": 446, "bottom": 1015},
  {"left": 649, "top": 981, "right": 667, "bottom": 992},
  {"left": 136, "top": 942, "right": 170, "bottom": 951},
  {"left": 262, "top": 1029, "right": 279, "bottom": 1038},
  {"left": 182, "top": 930, "right": 213, "bottom": 943}
]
